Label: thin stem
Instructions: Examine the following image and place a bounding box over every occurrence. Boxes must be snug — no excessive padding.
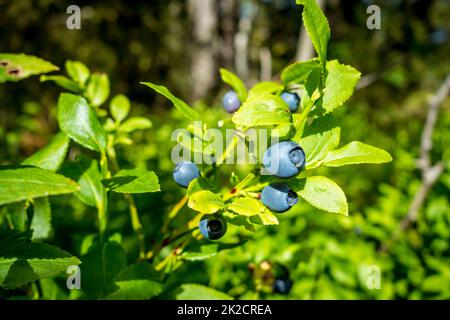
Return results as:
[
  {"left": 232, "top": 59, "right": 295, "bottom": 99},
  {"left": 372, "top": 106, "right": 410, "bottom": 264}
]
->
[
  {"left": 204, "top": 133, "right": 241, "bottom": 178},
  {"left": 223, "top": 172, "right": 256, "bottom": 201},
  {"left": 126, "top": 193, "right": 146, "bottom": 260},
  {"left": 218, "top": 134, "right": 239, "bottom": 165},
  {"left": 107, "top": 136, "right": 146, "bottom": 259},
  {"left": 295, "top": 98, "right": 315, "bottom": 138},
  {"left": 155, "top": 234, "right": 193, "bottom": 272},
  {"left": 98, "top": 151, "right": 109, "bottom": 239},
  {"left": 150, "top": 214, "right": 200, "bottom": 260},
  {"left": 162, "top": 195, "right": 188, "bottom": 233}
]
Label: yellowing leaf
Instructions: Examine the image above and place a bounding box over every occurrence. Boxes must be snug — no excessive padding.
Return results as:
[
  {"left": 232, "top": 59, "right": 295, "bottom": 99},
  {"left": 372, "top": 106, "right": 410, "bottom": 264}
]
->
[
  {"left": 228, "top": 197, "right": 263, "bottom": 216},
  {"left": 188, "top": 190, "right": 225, "bottom": 214}
]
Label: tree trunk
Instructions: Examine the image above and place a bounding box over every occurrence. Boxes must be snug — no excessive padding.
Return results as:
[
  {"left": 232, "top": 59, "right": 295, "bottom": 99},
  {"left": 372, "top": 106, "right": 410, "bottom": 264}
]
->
[
  {"left": 219, "top": 0, "right": 237, "bottom": 70},
  {"left": 189, "top": 0, "right": 218, "bottom": 101}
]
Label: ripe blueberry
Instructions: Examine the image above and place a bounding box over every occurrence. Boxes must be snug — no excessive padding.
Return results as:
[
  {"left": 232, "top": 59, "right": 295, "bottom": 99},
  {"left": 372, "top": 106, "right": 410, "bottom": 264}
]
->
[
  {"left": 272, "top": 278, "right": 293, "bottom": 294},
  {"left": 173, "top": 161, "right": 200, "bottom": 188},
  {"left": 199, "top": 214, "right": 227, "bottom": 240},
  {"left": 262, "top": 141, "right": 306, "bottom": 178},
  {"left": 223, "top": 90, "right": 241, "bottom": 113},
  {"left": 280, "top": 92, "right": 300, "bottom": 112},
  {"left": 261, "top": 183, "right": 298, "bottom": 213}
]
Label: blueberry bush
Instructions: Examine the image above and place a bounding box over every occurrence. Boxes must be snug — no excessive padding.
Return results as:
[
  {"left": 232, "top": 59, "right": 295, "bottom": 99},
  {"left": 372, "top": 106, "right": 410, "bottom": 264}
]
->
[
  {"left": 140, "top": 0, "right": 391, "bottom": 248},
  {"left": 1, "top": 0, "right": 448, "bottom": 300}
]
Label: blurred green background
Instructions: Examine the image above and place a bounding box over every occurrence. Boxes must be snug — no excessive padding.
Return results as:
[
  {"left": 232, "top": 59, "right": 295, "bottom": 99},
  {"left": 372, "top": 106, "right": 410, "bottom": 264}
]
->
[{"left": 0, "top": 0, "right": 449, "bottom": 299}]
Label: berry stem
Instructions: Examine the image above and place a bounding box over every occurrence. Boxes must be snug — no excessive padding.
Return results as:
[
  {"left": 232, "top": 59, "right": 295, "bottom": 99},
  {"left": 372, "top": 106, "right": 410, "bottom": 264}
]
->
[
  {"left": 162, "top": 195, "right": 188, "bottom": 233},
  {"left": 294, "top": 91, "right": 322, "bottom": 137},
  {"left": 217, "top": 134, "right": 239, "bottom": 165},
  {"left": 223, "top": 172, "right": 257, "bottom": 201}
]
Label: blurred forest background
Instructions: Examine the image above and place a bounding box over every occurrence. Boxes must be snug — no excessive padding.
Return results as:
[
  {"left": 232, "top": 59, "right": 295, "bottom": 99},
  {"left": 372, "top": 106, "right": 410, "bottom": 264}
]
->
[{"left": 0, "top": 0, "right": 449, "bottom": 299}]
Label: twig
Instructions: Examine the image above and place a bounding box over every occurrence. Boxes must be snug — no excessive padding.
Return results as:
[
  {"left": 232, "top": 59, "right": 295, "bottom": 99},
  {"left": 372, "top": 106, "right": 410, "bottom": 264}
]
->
[
  {"left": 382, "top": 75, "right": 450, "bottom": 251},
  {"left": 400, "top": 75, "right": 450, "bottom": 227},
  {"left": 356, "top": 73, "right": 378, "bottom": 90}
]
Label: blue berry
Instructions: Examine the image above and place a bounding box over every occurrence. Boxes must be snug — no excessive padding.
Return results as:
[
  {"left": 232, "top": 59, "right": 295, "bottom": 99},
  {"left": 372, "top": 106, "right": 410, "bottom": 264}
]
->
[
  {"left": 262, "top": 141, "right": 306, "bottom": 178},
  {"left": 173, "top": 161, "right": 200, "bottom": 188},
  {"left": 261, "top": 183, "right": 298, "bottom": 213},
  {"left": 280, "top": 92, "right": 300, "bottom": 112},
  {"left": 199, "top": 214, "right": 227, "bottom": 240},
  {"left": 273, "top": 278, "right": 293, "bottom": 294},
  {"left": 223, "top": 90, "right": 241, "bottom": 113}
]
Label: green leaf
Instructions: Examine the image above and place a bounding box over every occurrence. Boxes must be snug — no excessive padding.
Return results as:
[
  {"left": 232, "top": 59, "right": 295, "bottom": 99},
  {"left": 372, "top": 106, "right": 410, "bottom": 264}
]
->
[
  {"left": 421, "top": 275, "right": 447, "bottom": 293},
  {"left": 0, "top": 53, "right": 58, "bottom": 83},
  {"left": 188, "top": 190, "right": 225, "bottom": 214},
  {"left": 281, "top": 58, "right": 320, "bottom": 85},
  {"left": 77, "top": 160, "right": 105, "bottom": 208},
  {"left": 294, "top": 68, "right": 322, "bottom": 114},
  {"left": 321, "top": 60, "right": 361, "bottom": 113},
  {"left": 270, "top": 124, "right": 294, "bottom": 140},
  {"left": 0, "top": 166, "right": 79, "bottom": 206},
  {"left": 105, "top": 263, "right": 163, "bottom": 300},
  {"left": 228, "top": 197, "right": 263, "bottom": 216},
  {"left": 291, "top": 176, "right": 348, "bottom": 215},
  {"left": 174, "top": 284, "right": 233, "bottom": 300},
  {"left": 102, "top": 168, "right": 160, "bottom": 194},
  {"left": 85, "top": 73, "right": 110, "bottom": 107},
  {"left": 323, "top": 141, "right": 393, "bottom": 167},
  {"left": 180, "top": 243, "right": 221, "bottom": 261},
  {"left": 297, "top": 114, "right": 341, "bottom": 169},
  {"left": 180, "top": 241, "right": 246, "bottom": 261},
  {"left": 110, "top": 94, "right": 130, "bottom": 123},
  {"left": 296, "top": 0, "right": 330, "bottom": 68},
  {"left": 65, "top": 60, "right": 90, "bottom": 86},
  {"left": 81, "top": 240, "right": 127, "bottom": 299},
  {"left": 232, "top": 94, "right": 292, "bottom": 128},
  {"left": 250, "top": 208, "right": 279, "bottom": 225},
  {"left": 118, "top": 117, "right": 152, "bottom": 133},
  {"left": 220, "top": 68, "right": 247, "bottom": 102},
  {"left": 248, "top": 81, "right": 283, "bottom": 97},
  {"left": 61, "top": 157, "right": 104, "bottom": 208},
  {"left": 223, "top": 213, "right": 256, "bottom": 232},
  {"left": 114, "top": 136, "right": 133, "bottom": 146},
  {"left": 141, "top": 82, "right": 201, "bottom": 121},
  {"left": 40, "top": 75, "right": 83, "bottom": 93},
  {"left": 0, "top": 231, "right": 80, "bottom": 288},
  {"left": 22, "top": 132, "right": 70, "bottom": 171},
  {"left": 57, "top": 93, "right": 107, "bottom": 152},
  {"left": 187, "top": 177, "right": 214, "bottom": 196},
  {"left": 30, "top": 197, "right": 52, "bottom": 241}
]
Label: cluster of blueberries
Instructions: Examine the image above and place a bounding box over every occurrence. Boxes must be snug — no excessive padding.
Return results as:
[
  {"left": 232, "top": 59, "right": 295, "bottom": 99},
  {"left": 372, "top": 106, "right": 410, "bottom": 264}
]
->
[{"left": 172, "top": 90, "right": 305, "bottom": 240}]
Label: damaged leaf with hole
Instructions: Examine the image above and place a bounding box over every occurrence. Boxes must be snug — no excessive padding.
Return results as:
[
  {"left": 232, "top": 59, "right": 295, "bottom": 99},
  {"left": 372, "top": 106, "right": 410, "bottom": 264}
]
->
[{"left": 0, "top": 53, "right": 58, "bottom": 83}]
